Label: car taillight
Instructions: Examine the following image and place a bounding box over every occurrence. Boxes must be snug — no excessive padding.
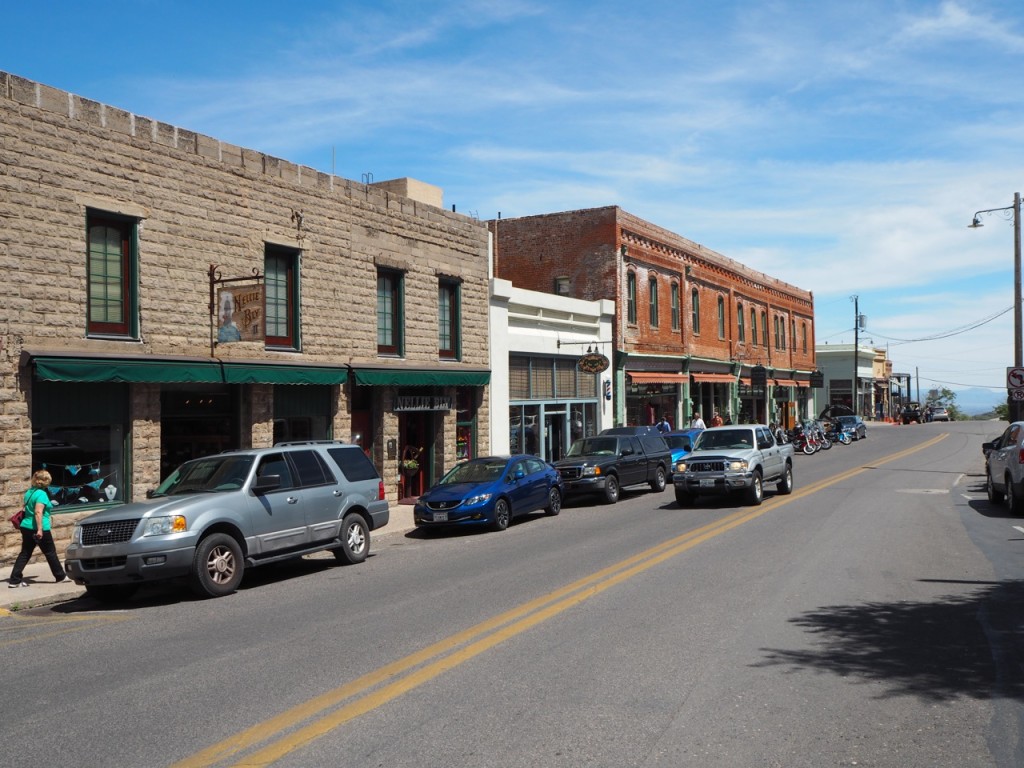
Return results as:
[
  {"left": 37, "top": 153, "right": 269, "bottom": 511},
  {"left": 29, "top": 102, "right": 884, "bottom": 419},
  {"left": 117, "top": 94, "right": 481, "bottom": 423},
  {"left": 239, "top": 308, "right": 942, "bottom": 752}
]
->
[
  {"left": 1018, "top": 448, "right": 1024, "bottom": 465},
  {"left": 378, "top": 480, "right": 386, "bottom": 500}
]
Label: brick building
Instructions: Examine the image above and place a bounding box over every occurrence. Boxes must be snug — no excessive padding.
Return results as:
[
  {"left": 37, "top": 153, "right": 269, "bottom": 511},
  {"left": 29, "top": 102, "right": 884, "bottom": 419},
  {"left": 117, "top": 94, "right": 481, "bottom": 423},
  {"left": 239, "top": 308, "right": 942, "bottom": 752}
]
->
[
  {"left": 489, "top": 207, "right": 815, "bottom": 429},
  {"left": 0, "top": 71, "right": 491, "bottom": 561}
]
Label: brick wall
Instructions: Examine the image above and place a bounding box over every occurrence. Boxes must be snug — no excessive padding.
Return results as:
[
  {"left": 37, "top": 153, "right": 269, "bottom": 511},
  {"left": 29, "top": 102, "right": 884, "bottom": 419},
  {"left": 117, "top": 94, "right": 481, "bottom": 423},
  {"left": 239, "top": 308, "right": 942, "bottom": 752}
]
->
[{"left": 491, "top": 207, "right": 815, "bottom": 372}]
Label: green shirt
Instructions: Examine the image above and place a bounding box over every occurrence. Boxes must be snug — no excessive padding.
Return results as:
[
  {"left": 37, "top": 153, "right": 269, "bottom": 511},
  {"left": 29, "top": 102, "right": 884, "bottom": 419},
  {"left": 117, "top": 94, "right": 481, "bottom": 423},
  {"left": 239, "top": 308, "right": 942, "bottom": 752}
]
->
[{"left": 22, "top": 487, "right": 53, "bottom": 532}]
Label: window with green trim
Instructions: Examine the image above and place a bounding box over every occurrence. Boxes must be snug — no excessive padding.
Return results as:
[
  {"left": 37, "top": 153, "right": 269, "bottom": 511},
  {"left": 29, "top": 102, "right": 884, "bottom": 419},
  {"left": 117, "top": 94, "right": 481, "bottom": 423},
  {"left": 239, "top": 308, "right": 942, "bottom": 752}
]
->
[
  {"left": 265, "top": 245, "right": 300, "bottom": 350},
  {"left": 649, "top": 277, "right": 659, "bottom": 327},
  {"left": 737, "top": 302, "right": 745, "bottom": 343},
  {"left": 717, "top": 296, "right": 725, "bottom": 339},
  {"left": 627, "top": 271, "right": 637, "bottom": 325},
  {"left": 671, "top": 283, "right": 680, "bottom": 331},
  {"left": 439, "top": 278, "right": 460, "bottom": 359},
  {"left": 87, "top": 212, "right": 137, "bottom": 338},
  {"left": 691, "top": 288, "right": 700, "bottom": 334}
]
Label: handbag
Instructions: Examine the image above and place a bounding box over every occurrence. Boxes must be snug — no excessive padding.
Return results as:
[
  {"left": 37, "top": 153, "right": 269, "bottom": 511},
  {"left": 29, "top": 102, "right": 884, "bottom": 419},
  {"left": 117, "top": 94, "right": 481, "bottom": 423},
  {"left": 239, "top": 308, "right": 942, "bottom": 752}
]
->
[{"left": 9, "top": 510, "right": 24, "bottom": 528}]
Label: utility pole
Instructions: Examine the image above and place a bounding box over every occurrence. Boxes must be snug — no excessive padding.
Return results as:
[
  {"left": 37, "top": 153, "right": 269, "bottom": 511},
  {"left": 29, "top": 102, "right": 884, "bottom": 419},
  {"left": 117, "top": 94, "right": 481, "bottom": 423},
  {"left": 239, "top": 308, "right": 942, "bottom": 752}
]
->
[{"left": 852, "top": 295, "right": 859, "bottom": 416}]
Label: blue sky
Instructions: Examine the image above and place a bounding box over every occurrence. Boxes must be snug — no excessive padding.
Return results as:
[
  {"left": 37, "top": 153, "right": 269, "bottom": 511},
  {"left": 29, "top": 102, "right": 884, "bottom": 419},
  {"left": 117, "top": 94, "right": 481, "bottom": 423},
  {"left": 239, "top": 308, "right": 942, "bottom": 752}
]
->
[{"left": 5, "top": 0, "right": 1024, "bottom": 399}]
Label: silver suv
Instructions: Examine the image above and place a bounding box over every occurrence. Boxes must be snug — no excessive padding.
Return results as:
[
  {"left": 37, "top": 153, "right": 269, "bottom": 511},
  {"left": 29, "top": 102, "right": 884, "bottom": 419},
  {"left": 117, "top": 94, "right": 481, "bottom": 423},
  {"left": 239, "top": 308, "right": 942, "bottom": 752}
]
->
[
  {"left": 64, "top": 441, "right": 389, "bottom": 601},
  {"left": 985, "top": 422, "right": 1024, "bottom": 513}
]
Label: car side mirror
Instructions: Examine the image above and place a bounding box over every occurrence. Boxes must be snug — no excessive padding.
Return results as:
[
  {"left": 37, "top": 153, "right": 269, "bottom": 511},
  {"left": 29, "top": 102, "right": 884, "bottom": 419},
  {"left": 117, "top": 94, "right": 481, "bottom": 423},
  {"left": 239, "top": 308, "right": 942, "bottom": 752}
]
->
[
  {"left": 620, "top": 446, "right": 634, "bottom": 456},
  {"left": 513, "top": 469, "right": 526, "bottom": 481},
  {"left": 253, "top": 474, "right": 281, "bottom": 494}
]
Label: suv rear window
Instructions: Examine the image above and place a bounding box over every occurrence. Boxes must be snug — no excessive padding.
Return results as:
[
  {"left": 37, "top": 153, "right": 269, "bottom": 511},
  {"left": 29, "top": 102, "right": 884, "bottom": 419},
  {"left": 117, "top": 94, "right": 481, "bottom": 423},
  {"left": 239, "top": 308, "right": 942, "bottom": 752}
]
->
[{"left": 326, "top": 446, "right": 381, "bottom": 482}]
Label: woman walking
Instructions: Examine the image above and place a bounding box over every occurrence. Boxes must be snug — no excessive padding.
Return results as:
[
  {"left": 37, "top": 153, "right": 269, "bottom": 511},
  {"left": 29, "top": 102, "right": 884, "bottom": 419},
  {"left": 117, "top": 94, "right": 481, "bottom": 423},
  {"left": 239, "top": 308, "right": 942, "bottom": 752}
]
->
[{"left": 8, "top": 470, "right": 71, "bottom": 588}]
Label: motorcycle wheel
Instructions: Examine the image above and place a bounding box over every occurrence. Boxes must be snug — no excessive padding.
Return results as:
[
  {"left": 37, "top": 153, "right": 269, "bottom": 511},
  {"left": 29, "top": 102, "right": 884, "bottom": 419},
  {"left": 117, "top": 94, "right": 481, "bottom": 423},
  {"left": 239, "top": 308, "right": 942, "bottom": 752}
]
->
[
  {"left": 802, "top": 442, "right": 815, "bottom": 455},
  {"left": 820, "top": 437, "right": 832, "bottom": 450}
]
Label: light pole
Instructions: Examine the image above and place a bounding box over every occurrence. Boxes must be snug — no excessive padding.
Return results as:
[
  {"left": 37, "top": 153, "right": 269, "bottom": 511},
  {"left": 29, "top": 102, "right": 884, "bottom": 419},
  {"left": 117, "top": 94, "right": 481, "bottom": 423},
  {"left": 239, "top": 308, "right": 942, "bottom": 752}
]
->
[{"left": 969, "top": 192, "right": 1022, "bottom": 421}]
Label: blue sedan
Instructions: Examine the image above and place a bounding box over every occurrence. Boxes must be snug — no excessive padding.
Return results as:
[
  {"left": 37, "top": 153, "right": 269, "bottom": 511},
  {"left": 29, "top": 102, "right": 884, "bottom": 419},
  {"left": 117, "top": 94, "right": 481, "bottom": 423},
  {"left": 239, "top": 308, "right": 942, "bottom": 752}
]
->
[{"left": 414, "top": 455, "right": 563, "bottom": 532}]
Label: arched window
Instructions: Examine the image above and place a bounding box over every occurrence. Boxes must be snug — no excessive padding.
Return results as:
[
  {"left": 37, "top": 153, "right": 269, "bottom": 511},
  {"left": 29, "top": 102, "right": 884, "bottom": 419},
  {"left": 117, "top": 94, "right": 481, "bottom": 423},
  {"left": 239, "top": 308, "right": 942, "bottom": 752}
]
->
[
  {"left": 671, "top": 283, "right": 680, "bottom": 330},
  {"left": 761, "top": 311, "right": 768, "bottom": 347},
  {"left": 649, "top": 276, "right": 659, "bottom": 327},
  {"left": 773, "top": 315, "right": 780, "bottom": 349},
  {"left": 627, "top": 271, "right": 637, "bottom": 324},
  {"left": 737, "top": 302, "right": 745, "bottom": 343},
  {"left": 802, "top": 321, "right": 808, "bottom": 353},
  {"left": 691, "top": 288, "right": 700, "bottom": 334},
  {"left": 750, "top": 307, "right": 758, "bottom": 346},
  {"left": 717, "top": 296, "right": 726, "bottom": 339}
]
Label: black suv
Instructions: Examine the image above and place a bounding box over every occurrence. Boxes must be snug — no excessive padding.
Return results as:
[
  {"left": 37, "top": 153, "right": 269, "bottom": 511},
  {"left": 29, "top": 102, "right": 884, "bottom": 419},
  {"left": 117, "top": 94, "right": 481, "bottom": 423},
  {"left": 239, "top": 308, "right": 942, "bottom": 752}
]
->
[{"left": 65, "top": 441, "right": 389, "bottom": 601}]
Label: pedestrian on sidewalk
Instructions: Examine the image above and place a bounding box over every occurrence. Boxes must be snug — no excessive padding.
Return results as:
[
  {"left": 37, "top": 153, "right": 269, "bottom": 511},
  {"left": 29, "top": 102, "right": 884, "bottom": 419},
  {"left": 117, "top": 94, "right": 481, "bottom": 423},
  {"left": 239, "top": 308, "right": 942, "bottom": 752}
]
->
[{"left": 8, "top": 470, "right": 71, "bottom": 588}]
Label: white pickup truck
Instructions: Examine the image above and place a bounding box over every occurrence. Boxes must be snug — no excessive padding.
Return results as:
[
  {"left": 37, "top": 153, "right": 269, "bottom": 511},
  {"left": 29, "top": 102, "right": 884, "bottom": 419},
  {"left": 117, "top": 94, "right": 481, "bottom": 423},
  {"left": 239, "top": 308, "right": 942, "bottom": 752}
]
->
[{"left": 672, "top": 424, "right": 794, "bottom": 507}]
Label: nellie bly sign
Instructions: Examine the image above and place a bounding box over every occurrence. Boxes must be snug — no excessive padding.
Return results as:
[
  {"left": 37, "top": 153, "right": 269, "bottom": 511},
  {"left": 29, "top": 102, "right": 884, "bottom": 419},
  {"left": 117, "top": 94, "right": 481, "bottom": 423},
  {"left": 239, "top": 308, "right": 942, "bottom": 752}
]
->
[{"left": 217, "top": 285, "right": 264, "bottom": 343}]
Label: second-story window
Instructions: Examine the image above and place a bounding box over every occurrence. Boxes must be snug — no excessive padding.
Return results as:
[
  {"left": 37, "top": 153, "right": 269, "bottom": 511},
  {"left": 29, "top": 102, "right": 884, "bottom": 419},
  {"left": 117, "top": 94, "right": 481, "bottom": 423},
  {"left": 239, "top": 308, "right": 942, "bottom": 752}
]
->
[
  {"left": 761, "top": 311, "right": 768, "bottom": 347},
  {"left": 265, "top": 245, "right": 299, "bottom": 350},
  {"left": 691, "top": 288, "right": 700, "bottom": 334},
  {"left": 377, "top": 269, "right": 403, "bottom": 355},
  {"left": 750, "top": 307, "right": 758, "bottom": 346},
  {"left": 773, "top": 315, "right": 780, "bottom": 350},
  {"left": 439, "top": 279, "right": 460, "bottom": 359},
  {"left": 717, "top": 296, "right": 725, "bottom": 339},
  {"left": 802, "top": 321, "right": 808, "bottom": 353},
  {"left": 671, "top": 283, "right": 680, "bottom": 330},
  {"left": 737, "top": 302, "right": 745, "bottom": 343},
  {"left": 627, "top": 271, "right": 637, "bottom": 325},
  {"left": 649, "top": 277, "right": 659, "bottom": 327},
  {"left": 87, "top": 211, "right": 138, "bottom": 338}
]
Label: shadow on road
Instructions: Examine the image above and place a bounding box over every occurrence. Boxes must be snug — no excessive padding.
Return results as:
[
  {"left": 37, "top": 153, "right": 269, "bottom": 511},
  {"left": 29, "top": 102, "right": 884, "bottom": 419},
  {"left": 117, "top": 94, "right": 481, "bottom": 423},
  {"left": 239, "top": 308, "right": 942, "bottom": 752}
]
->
[{"left": 756, "top": 579, "right": 1024, "bottom": 702}]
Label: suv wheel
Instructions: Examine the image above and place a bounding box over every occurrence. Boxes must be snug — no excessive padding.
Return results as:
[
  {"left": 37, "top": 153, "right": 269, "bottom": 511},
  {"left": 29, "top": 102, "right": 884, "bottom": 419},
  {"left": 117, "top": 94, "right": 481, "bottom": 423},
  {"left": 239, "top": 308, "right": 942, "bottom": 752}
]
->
[
  {"left": 988, "top": 471, "right": 1004, "bottom": 504},
  {"left": 333, "top": 513, "right": 369, "bottom": 564},
  {"left": 744, "top": 471, "right": 763, "bottom": 506},
  {"left": 1008, "top": 478, "right": 1024, "bottom": 514},
  {"left": 190, "top": 533, "right": 244, "bottom": 598},
  {"left": 650, "top": 466, "right": 667, "bottom": 492}
]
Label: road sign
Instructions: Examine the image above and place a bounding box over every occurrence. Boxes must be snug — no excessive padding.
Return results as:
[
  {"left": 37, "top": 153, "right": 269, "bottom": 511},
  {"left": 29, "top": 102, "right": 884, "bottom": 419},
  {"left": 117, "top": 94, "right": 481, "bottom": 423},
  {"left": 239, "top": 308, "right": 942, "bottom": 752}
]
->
[
  {"left": 1009, "top": 367, "right": 1024, "bottom": 389},
  {"left": 1012, "top": 389, "right": 1024, "bottom": 401}
]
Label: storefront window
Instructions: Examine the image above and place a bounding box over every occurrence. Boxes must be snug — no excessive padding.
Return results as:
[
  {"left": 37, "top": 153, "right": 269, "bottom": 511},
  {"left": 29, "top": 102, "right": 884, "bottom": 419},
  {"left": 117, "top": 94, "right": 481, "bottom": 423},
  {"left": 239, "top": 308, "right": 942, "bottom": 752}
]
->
[
  {"left": 456, "top": 388, "right": 477, "bottom": 461},
  {"left": 32, "top": 382, "right": 127, "bottom": 509}
]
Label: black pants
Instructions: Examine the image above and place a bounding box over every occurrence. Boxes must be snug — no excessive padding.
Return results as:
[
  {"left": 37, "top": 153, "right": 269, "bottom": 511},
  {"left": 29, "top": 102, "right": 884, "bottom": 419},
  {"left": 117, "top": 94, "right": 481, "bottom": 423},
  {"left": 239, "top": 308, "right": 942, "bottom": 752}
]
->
[{"left": 9, "top": 528, "right": 66, "bottom": 583}]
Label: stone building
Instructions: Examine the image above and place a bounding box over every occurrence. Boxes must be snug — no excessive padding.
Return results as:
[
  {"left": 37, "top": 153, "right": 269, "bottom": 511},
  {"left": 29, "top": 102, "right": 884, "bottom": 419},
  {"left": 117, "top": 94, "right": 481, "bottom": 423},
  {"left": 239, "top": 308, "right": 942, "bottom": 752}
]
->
[
  {"left": 0, "top": 71, "right": 490, "bottom": 560},
  {"left": 489, "top": 207, "right": 816, "bottom": 429}
]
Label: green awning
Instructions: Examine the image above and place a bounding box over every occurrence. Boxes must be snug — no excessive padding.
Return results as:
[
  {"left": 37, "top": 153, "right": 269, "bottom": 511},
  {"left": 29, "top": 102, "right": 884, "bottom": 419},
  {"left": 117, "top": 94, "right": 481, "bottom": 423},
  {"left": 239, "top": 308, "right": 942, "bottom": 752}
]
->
[
  {"left": 352, "top": 366, "right": 490, "bottom": 387},
  {"left": 29, "top": 354, "right": 348, "bottom": 385}
]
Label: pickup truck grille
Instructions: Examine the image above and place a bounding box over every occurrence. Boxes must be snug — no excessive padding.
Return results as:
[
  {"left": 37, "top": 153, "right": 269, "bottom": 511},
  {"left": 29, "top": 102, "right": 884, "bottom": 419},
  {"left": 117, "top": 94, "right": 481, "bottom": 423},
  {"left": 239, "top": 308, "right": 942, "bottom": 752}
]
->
[
  {"left": 80, "top": 519, "right": 141, "bottom": 545},
  {"left": 689, "top": 461, "right": 727, "bottom": 473},
  {"left": 558, "top": 467, "right": 581, "bottom": 480}
]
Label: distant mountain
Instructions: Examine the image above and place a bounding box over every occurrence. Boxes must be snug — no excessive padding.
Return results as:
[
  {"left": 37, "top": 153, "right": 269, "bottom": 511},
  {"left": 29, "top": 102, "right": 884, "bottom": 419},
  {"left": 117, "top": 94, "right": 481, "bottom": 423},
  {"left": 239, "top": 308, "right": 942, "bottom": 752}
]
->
[{"left": 953, "top": 387, "right": 1005, "bottom": 415}]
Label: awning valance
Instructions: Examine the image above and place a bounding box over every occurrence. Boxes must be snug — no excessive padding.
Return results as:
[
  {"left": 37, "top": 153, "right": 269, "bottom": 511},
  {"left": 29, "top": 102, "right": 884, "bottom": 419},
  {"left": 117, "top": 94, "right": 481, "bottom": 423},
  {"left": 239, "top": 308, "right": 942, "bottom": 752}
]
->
[
  {"left": 772, "top": 379, "right": 800, "bottom": 388},
  {"left": 27, "top": 352, "right": 349, "bottom": 385},
  {"left": 351, "top": 365, "right": 490, "bottom": 387},
  {"left": 691, "top": 373, "right": 736, "bottom": 384},
  {"left": 627, "top": 371, "right": 689, "bottom": 384}
]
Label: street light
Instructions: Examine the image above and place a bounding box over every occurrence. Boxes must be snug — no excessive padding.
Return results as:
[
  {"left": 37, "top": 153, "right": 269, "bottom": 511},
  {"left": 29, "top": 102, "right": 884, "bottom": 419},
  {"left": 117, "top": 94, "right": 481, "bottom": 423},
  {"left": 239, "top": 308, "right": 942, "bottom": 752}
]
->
[{"left": 969, "top": 192, "right": 1022, "bottom": 420}]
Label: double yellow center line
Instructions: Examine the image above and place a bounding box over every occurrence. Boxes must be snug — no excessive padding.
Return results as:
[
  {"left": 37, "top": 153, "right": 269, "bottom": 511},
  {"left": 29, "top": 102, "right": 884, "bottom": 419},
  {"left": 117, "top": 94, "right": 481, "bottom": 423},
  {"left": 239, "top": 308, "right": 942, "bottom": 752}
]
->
[{"left": 175, "top": 433, "right": 946, "bottom": 767}]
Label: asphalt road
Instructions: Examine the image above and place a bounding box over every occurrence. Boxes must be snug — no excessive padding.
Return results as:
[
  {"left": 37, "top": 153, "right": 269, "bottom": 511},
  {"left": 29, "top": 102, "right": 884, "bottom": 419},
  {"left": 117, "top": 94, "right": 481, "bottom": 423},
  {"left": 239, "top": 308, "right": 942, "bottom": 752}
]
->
[{"left": 3, "top": 421, "right": 1022, "bottom": 767}]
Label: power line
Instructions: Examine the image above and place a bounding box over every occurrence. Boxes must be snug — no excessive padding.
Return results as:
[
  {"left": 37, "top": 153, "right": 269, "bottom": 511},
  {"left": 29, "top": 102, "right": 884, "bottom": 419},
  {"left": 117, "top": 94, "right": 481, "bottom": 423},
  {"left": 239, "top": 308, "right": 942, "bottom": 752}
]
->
[{"left": 868, "top": 305, "right": 1013, "bottom": 344}]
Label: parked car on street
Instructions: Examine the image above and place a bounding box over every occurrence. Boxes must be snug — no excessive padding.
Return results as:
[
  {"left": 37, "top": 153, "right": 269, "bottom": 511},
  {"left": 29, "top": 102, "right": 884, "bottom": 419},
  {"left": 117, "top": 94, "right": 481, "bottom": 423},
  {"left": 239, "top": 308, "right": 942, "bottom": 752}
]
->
[
  {"left": 985, "top": 422, "right": 1024, "bottom": 513},
  {"left": 664, "top": 428, "right": 703, "bottom": 465},
  {"left": 833, "top": 414, "right": 867, "bottom": 440},
  {"left": 929, "top": 406, "right": 950, "bottom": 422},
  {"left": 64, "top": 441, "right": 389, "bottom": 602},
  {"left": 555, "top": 432, "right": 672, "bottom": 503},
  {"left": 673, "top": 424, "right": 794, "bottom": 507},
  {"left": 414, "top": 455, "right": 562, "bottom": 532}
]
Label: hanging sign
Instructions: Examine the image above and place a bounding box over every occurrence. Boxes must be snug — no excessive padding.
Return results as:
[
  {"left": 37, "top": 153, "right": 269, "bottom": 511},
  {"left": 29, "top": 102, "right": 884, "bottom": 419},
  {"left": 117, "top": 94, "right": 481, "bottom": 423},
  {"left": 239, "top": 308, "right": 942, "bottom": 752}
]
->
[
  {"left": 217, "top": 285, "right": 264, "bottom": 343},
  {"left": 578, "top": 352, "right": 610, "bottom": 374},
  {"left": 751, "top": 365, "right": 768, "bottom": 387}
]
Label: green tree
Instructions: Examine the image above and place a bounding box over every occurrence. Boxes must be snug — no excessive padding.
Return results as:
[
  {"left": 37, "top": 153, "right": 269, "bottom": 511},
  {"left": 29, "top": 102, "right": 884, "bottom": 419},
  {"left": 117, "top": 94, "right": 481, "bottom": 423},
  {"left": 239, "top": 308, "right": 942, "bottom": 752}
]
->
[{"left": 924, "top": 387, "right": 962, "bottom": 420}]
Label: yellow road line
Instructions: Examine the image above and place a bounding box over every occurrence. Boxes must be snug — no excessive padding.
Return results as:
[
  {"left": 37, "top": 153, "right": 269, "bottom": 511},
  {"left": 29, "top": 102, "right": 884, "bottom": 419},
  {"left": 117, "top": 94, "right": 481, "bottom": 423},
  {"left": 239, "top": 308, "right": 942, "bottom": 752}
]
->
[{"left": 176, "top": 434, "right": 947, "bottom": 768}]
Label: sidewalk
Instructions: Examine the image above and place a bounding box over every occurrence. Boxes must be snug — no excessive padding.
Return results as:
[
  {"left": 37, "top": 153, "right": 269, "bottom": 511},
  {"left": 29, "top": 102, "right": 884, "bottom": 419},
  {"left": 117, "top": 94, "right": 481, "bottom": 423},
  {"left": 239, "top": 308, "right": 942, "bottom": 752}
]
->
[{"left": 0, "top": 503, "right": 416, "bottom": 614}]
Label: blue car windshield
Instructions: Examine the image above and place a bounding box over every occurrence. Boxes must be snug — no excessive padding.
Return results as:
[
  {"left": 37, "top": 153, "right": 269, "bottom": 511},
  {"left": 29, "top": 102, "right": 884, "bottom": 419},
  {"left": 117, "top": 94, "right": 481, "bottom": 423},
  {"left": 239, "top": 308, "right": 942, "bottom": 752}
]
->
[
  {"left": 666, "top": 435, "right": 693, "bottom": 451},
  {"left": 154, "top": 456, "right": 255, "bottom": 496},
  {"left": 440, "top": 460, "right": 507, "bottom": 485}
]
